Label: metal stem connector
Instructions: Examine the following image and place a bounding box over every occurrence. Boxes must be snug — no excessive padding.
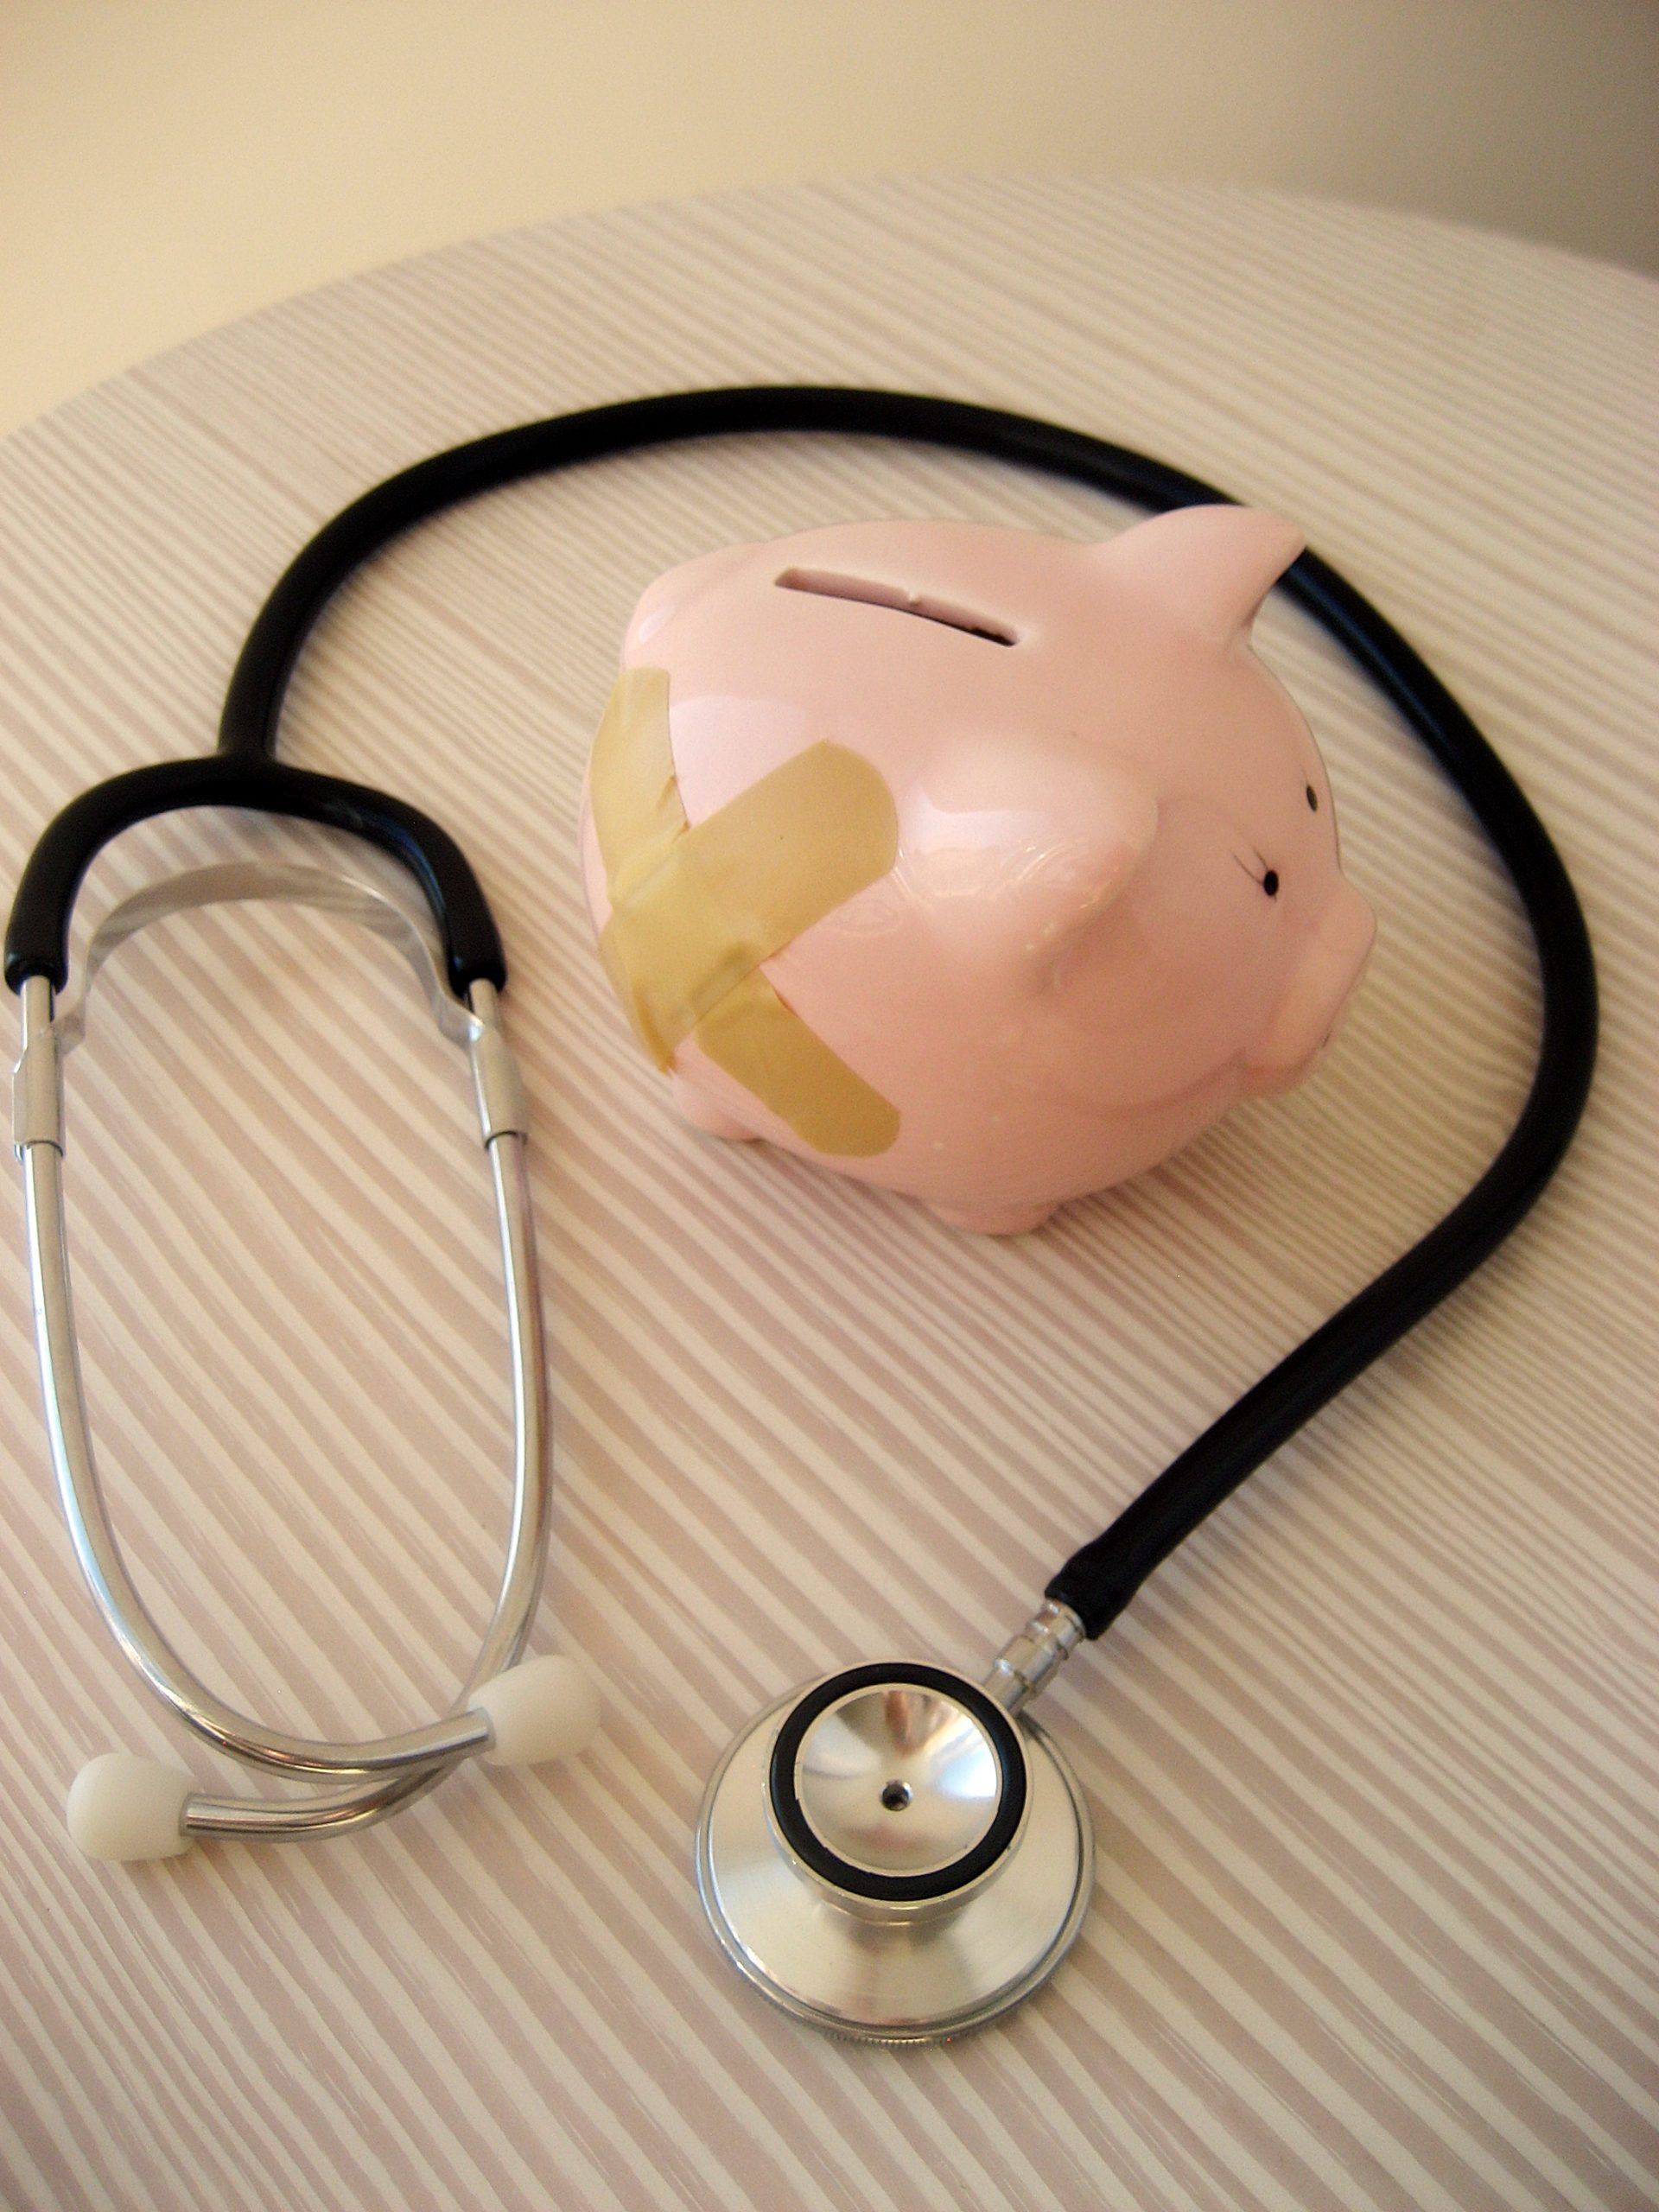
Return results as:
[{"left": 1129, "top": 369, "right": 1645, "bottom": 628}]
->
[
  {"left": 12, "top": 976, "right": 63, "bottom": 1154},
  {"left": 983, "top": 1600, "right": 1084, "bottom": 1714}
]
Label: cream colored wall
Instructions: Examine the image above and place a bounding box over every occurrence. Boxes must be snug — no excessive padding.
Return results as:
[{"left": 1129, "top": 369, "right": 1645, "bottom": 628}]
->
[{"left": 3, "top": 0, "right": 1656, "bottom": 436}]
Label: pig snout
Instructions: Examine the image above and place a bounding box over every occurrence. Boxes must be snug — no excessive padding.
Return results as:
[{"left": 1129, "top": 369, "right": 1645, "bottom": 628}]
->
[{"left": 1243, "top": 880, "right": 1376, "bottom": 1094}]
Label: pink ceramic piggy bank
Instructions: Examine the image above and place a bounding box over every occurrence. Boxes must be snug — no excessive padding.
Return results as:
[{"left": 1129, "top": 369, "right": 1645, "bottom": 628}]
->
[{"left": 579, "top": 508, "right": 1374, "bottom": 1233}]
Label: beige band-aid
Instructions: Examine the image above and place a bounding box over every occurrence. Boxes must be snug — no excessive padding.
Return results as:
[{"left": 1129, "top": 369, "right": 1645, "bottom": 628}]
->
[{"left": 588, "top": 667, "right": 900, "bottom": 1157}]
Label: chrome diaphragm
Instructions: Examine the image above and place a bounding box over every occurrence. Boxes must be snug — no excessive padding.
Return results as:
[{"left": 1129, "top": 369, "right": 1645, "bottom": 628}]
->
[{"left": 695, "top": 1629, "right": 1092, "bottom": 2044}]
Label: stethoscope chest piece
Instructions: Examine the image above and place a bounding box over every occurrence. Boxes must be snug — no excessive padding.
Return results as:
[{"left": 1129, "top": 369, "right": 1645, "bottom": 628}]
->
[{"left": 696, "top": 1662, "right": 1094, "bottom": 2044}]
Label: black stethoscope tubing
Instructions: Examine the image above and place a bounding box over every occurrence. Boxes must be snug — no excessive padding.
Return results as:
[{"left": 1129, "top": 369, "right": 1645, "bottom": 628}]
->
[{"left": 5, "top": 385, "right": 1599, "bottom": 1646}]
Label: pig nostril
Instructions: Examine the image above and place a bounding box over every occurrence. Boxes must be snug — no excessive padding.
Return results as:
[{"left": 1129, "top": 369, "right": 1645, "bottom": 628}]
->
[
  {"left": 1262, "top": 870, "right": 1280, "bottom": 898},
  {"left": 1306, "top": 785, "right": 1319, "bottom": 811}
]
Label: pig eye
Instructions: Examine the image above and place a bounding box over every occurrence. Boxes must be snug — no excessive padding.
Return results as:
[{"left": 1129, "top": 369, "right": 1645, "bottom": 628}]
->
[
  {"left": 1262, "top": 869, "right": 1281, "bottom": 898},
  {"left": 1306, "top": 785, "right": 1319, "bottom": 811}
]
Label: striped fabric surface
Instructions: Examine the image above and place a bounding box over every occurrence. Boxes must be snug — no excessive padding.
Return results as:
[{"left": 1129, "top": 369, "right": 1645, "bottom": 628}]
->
[{"left": 0, "top": 179, "right": 1653, "bottom": 2211}]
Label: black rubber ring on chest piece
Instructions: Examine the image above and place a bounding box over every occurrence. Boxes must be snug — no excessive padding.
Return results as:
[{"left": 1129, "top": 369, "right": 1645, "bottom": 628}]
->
[{"left": 767, "top": 1663, "right": 1029, "bottom": 1905}]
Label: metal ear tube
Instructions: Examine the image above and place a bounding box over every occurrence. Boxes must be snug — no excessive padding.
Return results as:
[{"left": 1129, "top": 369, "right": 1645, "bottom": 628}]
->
[{"left": 13, "top": 870, "right": 599, "bottom": 1859}]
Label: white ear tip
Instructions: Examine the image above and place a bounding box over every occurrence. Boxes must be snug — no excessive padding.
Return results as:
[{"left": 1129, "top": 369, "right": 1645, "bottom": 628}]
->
[
  {"left": 472, "top": 1654, "right": 601, "bottom": 1767},
  {"left": 67, "top": 1753, "right": 194, "bottom": 1861}
]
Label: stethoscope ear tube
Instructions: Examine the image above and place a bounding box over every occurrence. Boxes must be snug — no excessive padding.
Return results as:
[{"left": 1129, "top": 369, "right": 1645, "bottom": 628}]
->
[
  {"left": 3, "top": 754, "right": 505, "bottom": 997},
  {"left": 12, "top": 872, "right": 594, "bottom": 1857}
]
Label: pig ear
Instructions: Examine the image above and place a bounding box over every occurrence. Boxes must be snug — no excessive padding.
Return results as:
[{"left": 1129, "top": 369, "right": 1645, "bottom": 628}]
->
[
  {"left": 1015, "top": 784, "right": 1160, "bottom": 982},
  {"left": 906, "top": 751, "right": 1158, "bottom": 986},
  {"left": 1090, "top": 506, "right": 1305, "bottom": 645}
]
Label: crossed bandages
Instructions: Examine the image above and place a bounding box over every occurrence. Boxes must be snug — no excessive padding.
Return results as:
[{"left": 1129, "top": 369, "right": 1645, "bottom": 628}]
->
[{"left": 588, "top": 667, "right": 901, "bottom": 1157}]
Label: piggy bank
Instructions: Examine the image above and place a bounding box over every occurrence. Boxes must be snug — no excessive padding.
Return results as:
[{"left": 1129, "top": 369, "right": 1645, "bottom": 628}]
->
[{"left": 579, "top": 508, "right": 1374, "bottom": 1233}]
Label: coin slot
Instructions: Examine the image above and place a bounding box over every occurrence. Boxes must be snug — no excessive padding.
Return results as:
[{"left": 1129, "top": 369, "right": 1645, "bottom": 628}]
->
[{"left": 776, "top": 568, "right": 1017, "bottom": 645}]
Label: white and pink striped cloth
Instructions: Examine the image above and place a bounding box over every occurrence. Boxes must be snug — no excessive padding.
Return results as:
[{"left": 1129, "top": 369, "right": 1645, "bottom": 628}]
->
[{"left": 0, "top": 179, "right": 1653, "bottom": 2211}]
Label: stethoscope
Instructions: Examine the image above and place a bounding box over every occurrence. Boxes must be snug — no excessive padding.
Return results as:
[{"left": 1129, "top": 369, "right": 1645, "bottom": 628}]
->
[{"left": 7, "top": 388, "right": 1597, "bottom": 2044}]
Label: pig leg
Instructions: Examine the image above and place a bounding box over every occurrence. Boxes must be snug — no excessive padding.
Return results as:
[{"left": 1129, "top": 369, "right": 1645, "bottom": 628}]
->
[
  {"left": 927, "top": 1198, "right": 1056, "bottom": 1236},
  {"left": 671, "top": 1071, "right": 759, "bottom": 1142}
]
